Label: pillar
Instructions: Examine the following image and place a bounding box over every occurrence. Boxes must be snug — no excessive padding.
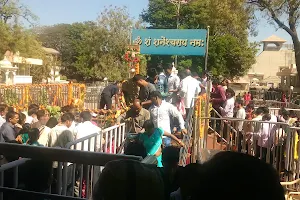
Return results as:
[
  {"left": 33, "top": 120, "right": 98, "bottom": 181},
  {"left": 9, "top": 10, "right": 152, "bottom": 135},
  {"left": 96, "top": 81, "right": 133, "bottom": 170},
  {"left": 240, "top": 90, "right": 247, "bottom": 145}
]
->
[
  {"left": 12, "top": 71, "right": 16, "bottom": 85},
  {"left": 5, "top": 70, "right": 9, "bottom": 85}
]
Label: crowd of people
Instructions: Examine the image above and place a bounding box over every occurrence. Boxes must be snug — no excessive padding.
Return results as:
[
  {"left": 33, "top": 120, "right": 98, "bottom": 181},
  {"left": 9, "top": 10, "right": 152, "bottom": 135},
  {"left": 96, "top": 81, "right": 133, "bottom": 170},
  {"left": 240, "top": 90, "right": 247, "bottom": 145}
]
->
[{"left": 0, "top": 64, "right": 292, "bottom": 199}]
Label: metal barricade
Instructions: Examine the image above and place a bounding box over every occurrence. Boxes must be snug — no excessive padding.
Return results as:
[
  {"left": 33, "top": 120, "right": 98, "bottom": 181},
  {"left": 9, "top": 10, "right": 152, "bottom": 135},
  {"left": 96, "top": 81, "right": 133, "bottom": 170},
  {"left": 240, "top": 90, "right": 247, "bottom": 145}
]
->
[
  {"left": 0, "top": 143, "right": 150, "bottom": 200},
  {"left": 200, "top": 117, "right": 291, "bottom": 173}
]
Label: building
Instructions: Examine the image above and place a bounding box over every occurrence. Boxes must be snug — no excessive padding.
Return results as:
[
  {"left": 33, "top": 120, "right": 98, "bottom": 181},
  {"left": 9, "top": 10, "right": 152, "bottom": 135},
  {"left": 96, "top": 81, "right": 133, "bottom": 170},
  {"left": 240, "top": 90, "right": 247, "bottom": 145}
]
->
[
  {"left": 245, "top": 35, "right": 295, "bottom": 88},
  {"left": 0, "top": 47, "right": 62, "bottom": 85}
]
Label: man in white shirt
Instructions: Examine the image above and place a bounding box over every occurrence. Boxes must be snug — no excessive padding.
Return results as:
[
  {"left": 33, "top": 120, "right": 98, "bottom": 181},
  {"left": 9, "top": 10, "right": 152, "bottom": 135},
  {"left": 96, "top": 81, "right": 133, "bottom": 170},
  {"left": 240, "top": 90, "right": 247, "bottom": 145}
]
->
[
  {"left": 235, "top": 99, "right": 246, "bottom": 152},
  {"left": 74, "top": 111, "right": 101, "bottom": 152},
  {"left": 164, "top": 65, "right": 180, "bottom": 105},
  {"left": 149, "top": 91, "right": 187, "bottom": 147},
  {"left": 48, "top": 113, "right": 74, "bottom": 148},
  {"left": 219, "top": 88, "right": 235, "bottom": 118},
  {"left": 0, "top": 104, "right": 8, "bottom": 128},
  {"left": 261, "top": 107, "right": 277, "bottom": 123},
  {"left": 179, "top": 70, "right": 201, "bottom": 115},
  {"left": 219, "top": 88, "right": 235, "bottom": 141}
]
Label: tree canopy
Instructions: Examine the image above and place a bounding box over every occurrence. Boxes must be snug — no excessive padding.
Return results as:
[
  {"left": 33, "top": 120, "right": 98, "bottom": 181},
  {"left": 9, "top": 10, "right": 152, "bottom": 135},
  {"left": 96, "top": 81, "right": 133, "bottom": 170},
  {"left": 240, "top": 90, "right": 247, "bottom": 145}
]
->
[
  {"left": 141, "top": 0, "right": 257, "bottom": 78},
  {"left": 37, "top": 6, "right": 147, "bottom": 82}
]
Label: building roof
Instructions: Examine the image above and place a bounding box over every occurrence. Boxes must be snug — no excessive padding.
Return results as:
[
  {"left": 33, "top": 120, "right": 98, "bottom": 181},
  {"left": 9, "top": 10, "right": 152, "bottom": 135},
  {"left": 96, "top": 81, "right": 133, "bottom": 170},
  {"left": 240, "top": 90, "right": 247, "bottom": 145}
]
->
[
  {"left": 262, "top": 35, "right": 287, "bottom": 43},
  {"left": 43, "top": 47, "right": 60, "bottom": 55}
]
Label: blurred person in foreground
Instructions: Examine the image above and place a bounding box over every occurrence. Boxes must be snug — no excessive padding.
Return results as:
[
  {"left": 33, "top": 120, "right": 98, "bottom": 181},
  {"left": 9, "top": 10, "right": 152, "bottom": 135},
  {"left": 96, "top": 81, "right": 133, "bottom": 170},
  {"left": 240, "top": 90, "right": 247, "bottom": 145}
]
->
[
  {"left": 93, "top": 160, "right": 165, "bottom": 200},
  {"left": 199, "top": 151, "right": 284, "bottom": 200}
]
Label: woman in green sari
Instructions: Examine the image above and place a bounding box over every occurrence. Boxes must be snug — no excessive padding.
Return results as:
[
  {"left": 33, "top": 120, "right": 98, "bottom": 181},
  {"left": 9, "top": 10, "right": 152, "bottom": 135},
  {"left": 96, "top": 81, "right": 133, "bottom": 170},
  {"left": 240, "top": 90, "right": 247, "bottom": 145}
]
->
[{"left": 139, "top": 120, "right": 184, "bottom": 167}]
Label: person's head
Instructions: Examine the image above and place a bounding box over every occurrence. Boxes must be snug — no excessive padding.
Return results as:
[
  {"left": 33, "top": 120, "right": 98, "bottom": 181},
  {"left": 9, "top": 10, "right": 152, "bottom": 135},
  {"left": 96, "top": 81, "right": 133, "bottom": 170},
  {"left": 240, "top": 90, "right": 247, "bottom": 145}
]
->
[
  {"left": 212, "top": 78, "right": 221, "bottom": 87},
  {"left": 132, "top": 99, "right": 142, "bottom": 113},
  {"left": 201, "top": 71, "right": 208, "bottom": 79},
  {"left": 282, "top": 110, "right": 290, "bottom": 121},
  {"left": 80, "top": 111, "right": 92, "bottom": 122},
  {"left": 143, "top": 120, "right": 155, "bottom": 135},
  {"left": 235, "top": 99, "right": 244, "bottom": 109},
  {"left": 199, "top": 151, "right": 285, "bottom": 200},
  {"left": 254, "top": 107, "right": 264, "bottom": 117},
  {"left": 28, "top": 128, "right": 40, "bottom": 144},
  {"left": 185, "top": 68, "right": 191, "bottom": 76},
  {"left": 116, "top": 81, "right": 122, "bottom": 89},
  {"left": 46, "top": 117, "right": 58, "bottom": 128},
  {"left": 150, "top": 91, "right": 163, "bottom": 106},
  {"left": 37, "top": 110, "right": 49, "bottom": 124},
  {"left": 163, "top": 64, "right": 173, "bottom": 75},
  {"left": 245, "top": 103, "right": 254, "bottom": 113},
  {"left": 18, "top": 112, "right": 26, "bottom": 125},
  {"left": 262, "top": 113, "right": 271, "bottom": 121},
  {"left": 60, "top": 113, "right": 74, "bottom": 128},
  {"left": 191, "top": 72, "right": 199, "bottom": 79},
  {"left": 225, "top": 88, "right": 235, "bottom": 99},
  {"left": 6, "top": 111, "right": 19, "bottom": 125},
  {"left": 133, "top": 74, "right": 147, "bottom": 87},
  {"left": 180, "top": 163, "right": 204, "bottom": 200},
  {"left": 28, "top": 104, "right": 39, "bottom": 110},
  {"left": 289, "top": 110, "right": 297, "bottom": 118},
  {"left": 221, "top": 79, "right": 229, "bottom": 86},
  {"left": 178, "top": 71, "right": 187, "bottom": 80},
  {"left": 28, "top": 108, "right": 38, "bottom": 118},
  {"left": 61, "top": 105, "right": 76, "bottom": 115},
  {"left": 124, "top": 141, "right": 147, "bottom": 158},
  {"left": 93, "top": 160, "right": 165, "bottom": 200},
  {"left": 162, "top": 146, "right": 180, "bottom": 170},
  {"left": 0, "top": 104, "right": 8, "bottom": 117}
]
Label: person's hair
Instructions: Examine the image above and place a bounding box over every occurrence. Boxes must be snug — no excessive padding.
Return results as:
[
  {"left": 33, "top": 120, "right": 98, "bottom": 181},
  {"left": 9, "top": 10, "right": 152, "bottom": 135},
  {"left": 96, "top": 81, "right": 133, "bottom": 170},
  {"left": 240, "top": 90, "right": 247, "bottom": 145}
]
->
[
  {"left": 93, "top": 160, "right": 165, "bottom": 200},
  {"left": 150, "top": 91, "right": 163, "bottom": 99},
  {"left": 143, "top": 120, "right": 154, "bottom": 130},
  {"left": 162, "top": 146, "right": 180, "bottom": 167},
  {"left": 163, "top": 64, "right": 173, "bottom": 71},
  {"left": 133, "top": 74, "right": 146, "bottom": 82},
  {"left": 260, "top": 107, "right": 269, "bottom": 115},
  {"left": 60, "top": 113, "right": 74, "bottom": 123},
  {"left": 0, "top": 104, "right": 7, "bottom": 112},
  {"left": 28, "top": 108, "right": 38, "bottom": 116},
  {"left": 289, "top": 110, "right": 297, "bottom": 118},
  {"left": 202, "top": 70, "right": 208, "bottom": 76},
  {"left": 178, "top": 70, "right": 187, "bottom": 79},
  {"left": 46, "top": 117, "right": 58, "bottom": 128},
  {"left": 28, "top": 104, "right": 39, "bottom": 110},
  {"left": 28, "top": 128, "right": 40, "bottom": 144},
  {"left": 191, "top": 72, "right": 198, "bottom": 77},
  {"left": 147, "top": 68, "right": 158, "bottom": 79},
  {"left": 61, "top": 105, "right": 75, "bottom": 113},
  {"left": 80, "top": 111, "right": 92, "bottom": 122},
  {"left": 199, "top": 151, "right": 285, "bottom": 200},
  {"left": 226, "top": 88, "right": 235, "bottom": 97},
  {"left": 36, "top": 110, "right": 46, "bottom": 120},
  {"left": 236, "top": 99, "right": 244, "bottom": 106},
  {"left": 254, "top": 107, "right": 264, "bottom": 116},
  {"left": 262, "top": 113, "right": 271, "bottom": 121},
  {"left": 212, "top": 78, "right": 220, "bottom": 85},
  {"left": 6, "top": 111, "right": 18, "bottom": 122},
  {"left": 18, "top": 112, "right": 27, "bottom": 125},
  {"left": 246, "top": 103, "right": 254, "bottom": 111},
  {"left": 185, "top": 69, "right": 191, "bottom": 76},
  {"left": 124, "top": 141, "right": 147, "bottom": 158}
]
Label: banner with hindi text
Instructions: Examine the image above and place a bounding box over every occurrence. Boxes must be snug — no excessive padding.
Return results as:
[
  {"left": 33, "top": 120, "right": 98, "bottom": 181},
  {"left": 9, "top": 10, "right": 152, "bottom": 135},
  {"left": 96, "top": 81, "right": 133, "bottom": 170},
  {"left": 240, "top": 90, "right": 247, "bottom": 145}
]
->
[{"left": 132, "top": 29, "right": 207, "bottom": 56}]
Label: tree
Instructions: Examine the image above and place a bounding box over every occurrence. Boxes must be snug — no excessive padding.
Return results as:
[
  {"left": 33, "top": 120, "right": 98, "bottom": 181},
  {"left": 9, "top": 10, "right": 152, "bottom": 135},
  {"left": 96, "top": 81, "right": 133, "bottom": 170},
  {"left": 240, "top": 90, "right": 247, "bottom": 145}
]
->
[
  {"left": 248, "top": 0, "right": 300, "bottom": 80},
  {"left": 37, "top": 6, "right": 147, "bottom": 81},
  {"left": 141, "top": 0, "right": 256, "bottom": 78}
]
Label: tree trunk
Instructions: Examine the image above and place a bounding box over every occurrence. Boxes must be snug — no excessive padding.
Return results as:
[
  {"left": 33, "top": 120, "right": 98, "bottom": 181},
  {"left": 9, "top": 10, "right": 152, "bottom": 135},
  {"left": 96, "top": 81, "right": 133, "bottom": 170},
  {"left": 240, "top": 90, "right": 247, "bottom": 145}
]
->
[{"left": 291, "top": 36, "right": 300, "bottom": 82}]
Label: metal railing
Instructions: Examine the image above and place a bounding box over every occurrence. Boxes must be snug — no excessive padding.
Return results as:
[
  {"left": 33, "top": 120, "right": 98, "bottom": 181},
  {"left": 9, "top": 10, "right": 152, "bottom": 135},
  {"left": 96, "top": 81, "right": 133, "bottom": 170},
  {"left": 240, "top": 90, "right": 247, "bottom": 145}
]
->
[{"left": 0, "top": 143, "right": 150, "bottom": 200}]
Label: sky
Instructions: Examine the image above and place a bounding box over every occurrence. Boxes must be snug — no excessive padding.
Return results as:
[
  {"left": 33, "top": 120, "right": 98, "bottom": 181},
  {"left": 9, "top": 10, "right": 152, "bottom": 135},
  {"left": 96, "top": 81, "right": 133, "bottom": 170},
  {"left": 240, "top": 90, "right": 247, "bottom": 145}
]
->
[{"left": 22, "top": 0, "right": 298, "bottom": 45}]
